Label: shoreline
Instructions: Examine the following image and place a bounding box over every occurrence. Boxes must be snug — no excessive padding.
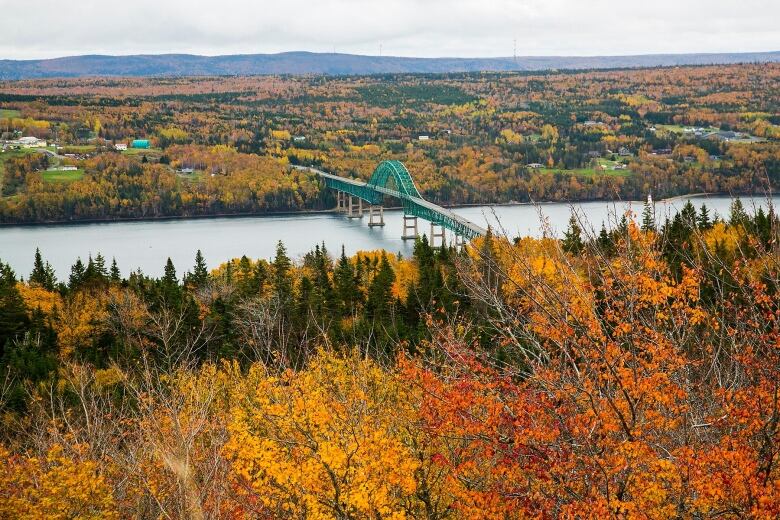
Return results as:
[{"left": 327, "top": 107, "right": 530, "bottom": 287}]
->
[{"left": 0, "top": 192, "right": 771, "bottom": 228}]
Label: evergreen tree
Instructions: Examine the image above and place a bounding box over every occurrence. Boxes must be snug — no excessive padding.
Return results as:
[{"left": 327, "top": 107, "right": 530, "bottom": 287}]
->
[
  {"left": 334, "top": 247, "right": 359, "bottom": 316},
  {"left": 272, "top": 241, "right": 293, "bottom": 304},
  {"left": 94, "top": 253, "right": 108, "bottom": 280},
  {"left": 191, "top": 249, "right": 208, "bottom": 287},
  {"left": 729, "top": 198, "right": 749, "bottom": 227},
  {"left": 110, "top": 258, "right": 121, "bottom": 282},
  {"left": 365, "top": 253, "right": 395, "bottom": 320},
  {"left": 697, "top": 204, "right": 712, "bottom": 230},
  {"left": 29, "top": 248, "right": 56, "bottom": 290},
  {"left": 69, "top": 258, "right": 85, "bottom": 290},
  {"left": 0, "top": 262, "right": 29, "bottom": 358},
  {"left": 163, "top": 258, "right": 178, "bottom": 287},
  {"left": 641, "top": 201, "right": 656, "bottom": 232},
  {"left": 563, "top": 215, "right": 585, "bottom": 253},
  {"left": 598, "top": 223, "right": 612, "bottom": 254}
]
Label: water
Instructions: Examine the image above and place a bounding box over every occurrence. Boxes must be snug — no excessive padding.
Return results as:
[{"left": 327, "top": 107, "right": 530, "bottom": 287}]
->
[{"left": 1, "top": 195, "right": 776, "bottom": 278}]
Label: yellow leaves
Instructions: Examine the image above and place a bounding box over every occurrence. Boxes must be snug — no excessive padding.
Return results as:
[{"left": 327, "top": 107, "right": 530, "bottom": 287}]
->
[
  {"left": 270, "top": 129, "right": 291, "bottom": 140},
  {"left": 16, "top": 282, "right": 61, "bottom": 316},
  {"left": 225, "top": 351, "right": 420, "bottom": 519},
  {"left": 499, "top": 128, "right": 523, "bottom": 144},
  {"left": 57, "top": 288, "right": 112, "bottom": 358},
  {"left": 0, "top": 444, "right": 118, "bottom": 520}
]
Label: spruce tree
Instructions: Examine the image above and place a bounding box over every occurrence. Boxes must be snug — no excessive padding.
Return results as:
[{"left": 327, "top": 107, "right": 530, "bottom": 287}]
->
[
  {"left": 191, "top": 249, "right": 208, "bottom": 287},
  {"left": 69, "top": 258, "right": 85, "bottom": 290},
  {"left": 334, "top": 247, "right": 358, "bottom": 316},
  {"left": 729, "top": 199, "right": 748, "bottom": 227},
  {"left": 563, "top": 215, "right": 585, "bottom": 253},
  {"left": 272, "top": 241, "right": 293, "bottom": 304},
  {"left": 29, "top": 248, "right": 56, "bottom": 290},
  {"left": 366, "top": 253, "right": 395, "bottom": 320},
  {"left": 0, "top": 262, "right": 29, "bottom": 357},
  {"left": 110, "top": 258, "right": 121, "bottom": 282},
  {"left": 697, "top": 204, "right": 712, "bottom": 230},
  {"left": 641, "top": 201, "right": 656, "bottom": 232}
]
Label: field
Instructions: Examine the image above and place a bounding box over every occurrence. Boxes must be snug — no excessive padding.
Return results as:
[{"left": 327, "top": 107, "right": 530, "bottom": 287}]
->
[
  {"left": 539, "top": 158, "right": 633, "bottom": 178},
  {"left": 0, "top": 108, "right": 21, "bottom": 118},
  {"left": 42, "top": 169, "right": 84, "bottom": 182}
]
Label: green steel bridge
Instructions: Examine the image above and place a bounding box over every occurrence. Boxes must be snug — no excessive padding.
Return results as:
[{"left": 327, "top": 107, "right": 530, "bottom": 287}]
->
[{"left": 297, "top": 161, "right": 487, "bottom": 241}]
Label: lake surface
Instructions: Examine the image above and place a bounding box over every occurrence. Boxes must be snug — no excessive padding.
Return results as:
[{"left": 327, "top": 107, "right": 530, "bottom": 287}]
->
[{"left": 1, "top": 195, "right": 777, "bottom": 278}]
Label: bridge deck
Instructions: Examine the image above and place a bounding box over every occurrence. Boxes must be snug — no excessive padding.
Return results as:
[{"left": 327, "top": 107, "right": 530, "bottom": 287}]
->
[{"left": 296, "top": 165, "right": 487, "bottom": 239}]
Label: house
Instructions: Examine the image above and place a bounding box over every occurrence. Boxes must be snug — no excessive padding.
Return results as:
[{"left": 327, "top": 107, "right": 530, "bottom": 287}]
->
[
  {"left": 683, "top": 156, "right": 696, "bottom": 163},
  {"left": 177, "top": 168, "right": 195, "bottom": 174},
  {"left": 587, "top": 151, "right": 602, "bottom": 158},
  {"left": 17, "top": 136, "right": 46, "bottom": 148},
  {"left": 49, "top": 165, "right": 78, "bottom": 171},
  {"left": 131, "top": 139, "right": 150, "bottom": 149},
  {"left": 618, "top": 147, "right": 631, "bottom": 156},
  {"left": 612, "top": 164, "right": 628, "bottom": 170},
  {"left": 115, "top": 143, "right": 128, "bottom": 151},
  {"left": 293, "top": 136, "right": 306, "bottom": 142},
  {"left": 418, "top": 135, "right": 430, "bottom": 141},
  {"left": 706, "top": 130, "right": 739, "bottom": 141},
  {"left": 652, "top": 148, "right": 672, "bottom": 155},
  {"left": 526, "top": 163, "right": 543, "bottom": 169}
]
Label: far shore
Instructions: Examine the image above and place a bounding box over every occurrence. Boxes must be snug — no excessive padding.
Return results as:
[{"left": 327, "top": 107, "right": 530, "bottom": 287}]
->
[{"left": 0, "top": 192, "right": 774, "bottom": 228}]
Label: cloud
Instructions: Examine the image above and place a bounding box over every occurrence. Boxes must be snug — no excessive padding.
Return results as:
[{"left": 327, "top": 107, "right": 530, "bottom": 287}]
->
[{"left": 0, "top": 0, "right": 777, "bottom": 59}]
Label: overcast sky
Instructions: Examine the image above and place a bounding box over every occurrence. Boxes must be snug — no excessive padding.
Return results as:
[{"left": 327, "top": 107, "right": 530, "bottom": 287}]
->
[{"left": 1, "top": 0, "right": 778, "bottom": 60}]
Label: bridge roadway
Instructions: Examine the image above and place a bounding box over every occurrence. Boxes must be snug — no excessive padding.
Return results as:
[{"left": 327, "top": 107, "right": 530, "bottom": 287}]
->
[{"left": 293, "top": 162, "right": 487, "bottom": 241}]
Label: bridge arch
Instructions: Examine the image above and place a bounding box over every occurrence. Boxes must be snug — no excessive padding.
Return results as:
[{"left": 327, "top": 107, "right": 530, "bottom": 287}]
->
[{"left": 367, "top": 160, "right": 422, "bottom": 200}]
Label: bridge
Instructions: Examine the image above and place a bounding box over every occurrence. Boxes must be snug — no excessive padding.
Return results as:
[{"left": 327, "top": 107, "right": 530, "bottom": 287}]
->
[{"left": 295, "top": 161, "right": 486, "bottom": 245}]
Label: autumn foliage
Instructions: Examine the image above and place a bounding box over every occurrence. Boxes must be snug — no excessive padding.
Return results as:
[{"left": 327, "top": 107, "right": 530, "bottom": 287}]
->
[{"left": 1, "top": 205, "right": 779, "bottom": 518}]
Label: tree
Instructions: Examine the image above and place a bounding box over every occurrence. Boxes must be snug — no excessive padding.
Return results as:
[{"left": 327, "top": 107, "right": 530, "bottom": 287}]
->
[
  {"left": 190, "top": 249, "right": 209, "bottom": 287},
  {"left": 641, "top": 199, "right": 656, "bottom": 232},
  {"left": 563, "top": 215, "right": 585, "bottom": 253},
  {"left": 68, "top": 258, "right": 85, "bottom": 290},
  {"left": 272, "top": 241, "right": 293, "bottom": 305},
  {"left": 366, "top": 253, "right": 395, "bottom": 320},
  {"left": 29, "top": 248, "right": 56, "bottom": 291},
  {"left": 110, "top": 258, "right": 121, "bottom": 282}
]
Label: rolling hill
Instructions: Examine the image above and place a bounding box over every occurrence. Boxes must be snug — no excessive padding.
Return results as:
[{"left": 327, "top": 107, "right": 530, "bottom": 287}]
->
[{"left": 0, "top": 50, "right": 778, "bottom": 79}]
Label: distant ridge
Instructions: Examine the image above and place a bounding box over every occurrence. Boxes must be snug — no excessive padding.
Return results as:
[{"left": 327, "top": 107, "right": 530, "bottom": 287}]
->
[{"left": 1, "top": 50, "right": 779, "bottom": 79}]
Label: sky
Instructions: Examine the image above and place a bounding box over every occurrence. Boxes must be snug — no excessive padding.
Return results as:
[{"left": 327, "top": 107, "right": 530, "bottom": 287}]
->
[{"left": 1, "top": 0, "right": 778, "bottom": 60}]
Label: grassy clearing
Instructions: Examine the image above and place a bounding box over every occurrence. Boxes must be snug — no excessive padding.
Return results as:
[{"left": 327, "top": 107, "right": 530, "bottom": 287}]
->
[
  {"left": 538, "top": 158, "right": 633, "bottom": 178},
  {"left": 0, "top": 108, "right": 21, "bottom": 119},
  {"left": 121, "top": 147, "right": 163, "bottom": 156},
  {"left": 657, "top": 124, "right": 719, "bottom": 134},
  {"left": 60, "top": 145, "right": 97, "bottom": 153},
  {"left": 42, "top": 169, "right": 84, "bottom": 182}
]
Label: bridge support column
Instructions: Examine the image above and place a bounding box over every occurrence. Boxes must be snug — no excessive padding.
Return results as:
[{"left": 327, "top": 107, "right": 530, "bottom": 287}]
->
[
  {"left": 367, "top": 205, "right": 385, "bottom": 227},
  {"left": 454, "top": 234, "right": 466, "bottom": 251},
  {"left": 430, "top": 222, "right": 446, "bottom": 249},
  {"left": 336, "top": 191, "right": 346, "bottom": 213},
  {"left": 347, "top": 196, "right": 363, "bottom": 218},
  {"left": 401, "top": 215, "right": 418, "bottom": 240}
]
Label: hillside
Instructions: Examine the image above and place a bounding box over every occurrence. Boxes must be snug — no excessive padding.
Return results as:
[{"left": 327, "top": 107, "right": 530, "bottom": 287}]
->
[{"left": 1, "top": 50, "right": 779, "bottom": 78}]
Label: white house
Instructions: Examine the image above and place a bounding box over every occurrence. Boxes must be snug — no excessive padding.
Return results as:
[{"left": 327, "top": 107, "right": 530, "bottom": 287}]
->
[
  {"left": 418, "top": 135, "right": 430, "bottom": 141},
  {"left": 17, "top": 136, "right": 46, "bottom": 148},
  {"left": 115, "top": 143, "right": 128, "bottom": 151}
]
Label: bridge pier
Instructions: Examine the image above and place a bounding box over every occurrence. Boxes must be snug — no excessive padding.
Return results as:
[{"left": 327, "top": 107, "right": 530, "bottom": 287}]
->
[
  {"left": 454, "top": 233, "right": 466, "bottom": 251},
  {"left": 401, "top": 215, "right": 418, "bottom": 240},
  {"left": 347, "top": 196, "right": 363, "bottom": 218},
  {"left": 430, "top": 222, "right": 446, "bottom": 249},
  {"left": 336, "top": 191, "right": 346, "bottom": 213},
  {"left": 367, "top": 205, "right": 385, "bottom": 227}
]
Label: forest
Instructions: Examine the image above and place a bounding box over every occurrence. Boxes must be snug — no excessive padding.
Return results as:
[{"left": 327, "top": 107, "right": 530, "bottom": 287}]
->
[
  {"left": 1, "top": 63, "right": 779, "bottom": 223},
  {"left": 1, "top": 199, "right": 779, "bottom": 518}
]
